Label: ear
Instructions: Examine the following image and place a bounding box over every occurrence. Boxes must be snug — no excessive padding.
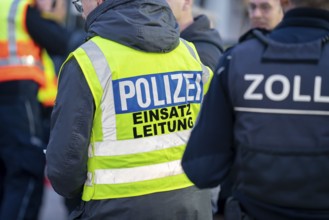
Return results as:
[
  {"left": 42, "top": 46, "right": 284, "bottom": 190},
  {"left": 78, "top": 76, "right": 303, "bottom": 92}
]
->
[
  {"left": 183, "top": 0, "right": 193, "bottom": 11},
  {"left": 97, "top": 0, "right": 105, "bottom": 6}
]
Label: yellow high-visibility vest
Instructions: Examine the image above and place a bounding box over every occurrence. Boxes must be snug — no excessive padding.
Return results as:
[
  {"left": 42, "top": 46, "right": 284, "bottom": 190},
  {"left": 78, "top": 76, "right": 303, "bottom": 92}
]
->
[{"left": 65, "top": 36, "right": 213, "bottom": 201}]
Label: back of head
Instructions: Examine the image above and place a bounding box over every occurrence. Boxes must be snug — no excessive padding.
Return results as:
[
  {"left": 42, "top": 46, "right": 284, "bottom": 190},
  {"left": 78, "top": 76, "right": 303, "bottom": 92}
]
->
[{"left": 289, "top": 0, "right": 329, "bottom": 10}]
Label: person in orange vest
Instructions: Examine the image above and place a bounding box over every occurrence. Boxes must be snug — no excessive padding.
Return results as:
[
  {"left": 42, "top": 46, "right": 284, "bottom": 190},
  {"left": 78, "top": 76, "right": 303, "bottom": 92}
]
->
[
  {"left": 35, "top": 0, "right": 66, "bottom": 111},
  {"left": 38, "top": 49, "right": 58, "bottom": 144},
  {"left": 0, "top": 0, "right": 73, "bottom": 219},
  {"left": 38, "top": 50, "right": 58, "bottom": 109}
]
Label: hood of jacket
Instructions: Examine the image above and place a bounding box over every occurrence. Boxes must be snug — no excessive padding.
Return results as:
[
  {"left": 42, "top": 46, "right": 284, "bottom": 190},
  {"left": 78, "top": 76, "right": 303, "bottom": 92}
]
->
[
  {"left": 181, "top": 15, "right": 223, "bottom": 52},
  {"left": 84, "top": 0, "right": 180, "bottom": 53}
]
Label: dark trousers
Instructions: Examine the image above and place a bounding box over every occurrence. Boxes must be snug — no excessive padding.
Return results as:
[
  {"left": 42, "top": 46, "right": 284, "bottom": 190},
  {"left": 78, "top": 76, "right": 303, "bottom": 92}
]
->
[
  {"left": 225, "top": 197, "right": 253, "bottom": 220},
  {"left": 0, "top": 146, "right": 45, "bottom": 220},
  {"left": 0, "top": 81, "right": 46, "bottom": 220}
]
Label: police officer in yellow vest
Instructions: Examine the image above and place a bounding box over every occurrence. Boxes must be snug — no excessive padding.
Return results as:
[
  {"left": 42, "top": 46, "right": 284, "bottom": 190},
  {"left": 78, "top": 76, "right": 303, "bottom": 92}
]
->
[
  {"left": 46, "top": 0, "right": 213, "bottom": 219},
  {"left": 0, "top": 0, "right": 74, "bottom": 219}
]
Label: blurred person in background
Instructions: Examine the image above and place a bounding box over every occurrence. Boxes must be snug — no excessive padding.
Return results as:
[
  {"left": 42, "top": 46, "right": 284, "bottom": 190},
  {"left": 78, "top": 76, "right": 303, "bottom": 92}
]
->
[
  {"left": 35, "top": 0, "right": 84, "bottom": 143},
  {"left": 36, "top": 0, "right": 86, "bottom": 74},
  {"left": 165, "top": 0, "right": 223, "bottom": 217},
  {"left": 166, "top": 0, "right": 223, "bottom": 72},
  {"left": 0, "top": 0, "right": 74, "bottom": 219},
  {"left": 35, "top": 0, "right": 65, "bottom": 143},
  {"left": 246, "top": 0, "right": 283, "bottom": 30},
  {"left": 36, "top": 0, "right": 85, "bottom": 215},
  {"left": 35, "top": 0, "right": 67, "bottom": 24}
]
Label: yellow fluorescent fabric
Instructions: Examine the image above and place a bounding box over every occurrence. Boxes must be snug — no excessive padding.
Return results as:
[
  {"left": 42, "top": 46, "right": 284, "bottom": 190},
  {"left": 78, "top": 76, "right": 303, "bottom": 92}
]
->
[
  {"left": 38, "top": 49, "right": 57, "bottom": 106},
  {"left": 0, "top": 0, "right": 45, "bottom": 85},
  {"left": 68, "top": 36, "right": 213, "bottom": 201}
]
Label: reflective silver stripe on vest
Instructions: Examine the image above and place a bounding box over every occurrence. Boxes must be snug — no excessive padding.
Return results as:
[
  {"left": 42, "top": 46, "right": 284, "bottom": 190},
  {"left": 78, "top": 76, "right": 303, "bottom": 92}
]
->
[
  {"left": 180, "top": 38, "right": 197, "bottom": 58},
  {"left": 94, "top": 160, "right": 183, "bottom": 184},
  {"left": 94, "top": 130, "right": 190, "bottom": 156},
  {"left": 180, "top": 38, "right": 211, "bottom": 85},
  {"left": 8, "top": 0, "right": 19, "bottom": 57},
  {"left": 81, "top": 40, "right": 117, "bottom": 140},
  {"left": 235, "top": 107, "right": 329, "bottom": 116},
  {"left": 0, "top": 1, "right": 43, "bottom": 69},
  {"left": 0, "top": 55, "right": 43, "bottom": 68}
]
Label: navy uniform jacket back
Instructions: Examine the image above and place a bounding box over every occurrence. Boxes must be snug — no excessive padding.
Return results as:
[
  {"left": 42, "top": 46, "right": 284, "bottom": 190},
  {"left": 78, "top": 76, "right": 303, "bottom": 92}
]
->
[
  {"left": 182, "top": 7, "right": 329, "bottom": 220},
  {"left": 230, "top": 30, "right": 329, "bottom": 206}
]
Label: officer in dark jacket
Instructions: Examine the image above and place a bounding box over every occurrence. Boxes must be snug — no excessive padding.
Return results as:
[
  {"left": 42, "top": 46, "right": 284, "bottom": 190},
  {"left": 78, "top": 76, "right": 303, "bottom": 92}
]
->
[
  {"left": 166, "top": 0, "right": 223, "bottom": 215},
  {"left": 181, "top": 14, "right": 223, "bottom": 72},
  {"left": 182, "top": 0, "right": 329, "bottom": 219},
  {"left": 166, "top": 0, "right": 223, "bottom": 72}
]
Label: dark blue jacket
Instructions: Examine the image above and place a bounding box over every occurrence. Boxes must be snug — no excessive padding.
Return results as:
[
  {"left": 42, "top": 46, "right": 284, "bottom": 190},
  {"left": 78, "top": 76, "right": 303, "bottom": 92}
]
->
[{"left": 182, "top": 7, "right": 329, "bottom": 220}]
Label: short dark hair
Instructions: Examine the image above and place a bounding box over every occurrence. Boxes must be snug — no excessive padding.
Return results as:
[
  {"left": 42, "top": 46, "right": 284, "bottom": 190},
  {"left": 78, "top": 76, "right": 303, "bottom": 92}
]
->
[{"left": 290, "top": 0, "right": 329, "bottom": 9}]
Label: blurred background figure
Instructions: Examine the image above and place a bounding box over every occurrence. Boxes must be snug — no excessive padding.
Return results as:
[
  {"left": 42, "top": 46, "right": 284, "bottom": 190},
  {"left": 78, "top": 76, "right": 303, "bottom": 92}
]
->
[
  {"left": 165, "top": 0, "right": 223, "bottom": 217},
  {"left": 35, "top": 0, "right": 67, "bottom": 24},
  {"left": 166, "top": 0, "right": 223, "bottom": 72},
  {"left": 35, "top": 0, "right": 84, "bottom": 144},
  {"left": 0, "top": 0, "right": 79, "bottom": 219},
  {"left": 36, "top": 0, "right": 85, "bottom": 73},
  {"left": 245, "top": 0, "right": 284, "bottom": 30},
  {"left": 35, "top": 0, "right": 85, "bottom": 217}
]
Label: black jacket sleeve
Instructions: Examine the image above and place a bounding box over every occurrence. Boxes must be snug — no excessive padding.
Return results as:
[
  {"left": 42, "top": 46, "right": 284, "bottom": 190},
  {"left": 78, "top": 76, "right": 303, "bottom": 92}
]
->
[
  {"left": 26, "top": 6, "right": 72, "bottom": 55},
  {"left": 193, "top": 42, "right": 223, "bottom": 72},
  {"left": 46, "top": 57, "right": 94, "bottom": 198},
  {"left": 182, "top": 54, "right": 234, "bottom": 188}
]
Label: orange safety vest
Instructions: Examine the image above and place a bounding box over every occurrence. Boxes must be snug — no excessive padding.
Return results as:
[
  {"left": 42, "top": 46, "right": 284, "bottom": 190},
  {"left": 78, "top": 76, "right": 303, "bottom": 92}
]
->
[
  {"left": 0, "top": 0, "right": 45, "bottom": 86},
  {"left": 38, "top": 50, "right": 57, "bottom": 107}
]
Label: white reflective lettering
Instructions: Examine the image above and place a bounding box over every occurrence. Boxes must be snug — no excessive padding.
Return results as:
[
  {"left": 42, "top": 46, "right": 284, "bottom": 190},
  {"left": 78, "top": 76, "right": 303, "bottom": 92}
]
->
[
  {"left": 119, "top": 81, "right": 135, "bottom": 111},
  {"left": 184, "top": 73, "right": 195, "bottom": 101},
  {"left": 244, "top": 74, "right": 264, "bottom": 100},
  {"left": 172, "top": 74, "right": 185, "bottom": 103},
  {"left": 118, "top": 73, "right": 202, "bottom": 111},
  {"left": 243, "top": 74, "right": 329, "bottom": 103},
  {"left": 163, "top": 75, "right": 172, "bottom": 104},
  {"left": 314, "top": 76, "right": 329, "bottom": 103},
  {"left": 136, "top": 78, "right": 151, "bottom": 108},
  {"left": 293, "top": 75, "right": 311, "bottom": 102},
  {"left": 195, "top": 74, "right": 202, "bottom": 101},
  {"left": 265, "top": 75, "right": 290, "bottom": 101},
  {"left": 151, "top": 77, "right": 165, "bottom": 106}
]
